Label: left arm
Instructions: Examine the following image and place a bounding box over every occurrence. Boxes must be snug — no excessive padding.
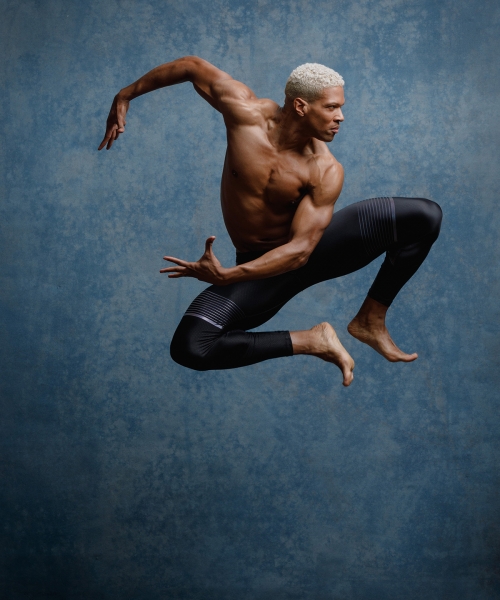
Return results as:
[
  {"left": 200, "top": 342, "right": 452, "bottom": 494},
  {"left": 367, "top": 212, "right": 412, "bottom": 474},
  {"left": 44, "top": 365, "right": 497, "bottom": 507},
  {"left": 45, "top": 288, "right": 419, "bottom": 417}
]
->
[{"left": 161, "top": 161, "right": 344, "bottom": 284}]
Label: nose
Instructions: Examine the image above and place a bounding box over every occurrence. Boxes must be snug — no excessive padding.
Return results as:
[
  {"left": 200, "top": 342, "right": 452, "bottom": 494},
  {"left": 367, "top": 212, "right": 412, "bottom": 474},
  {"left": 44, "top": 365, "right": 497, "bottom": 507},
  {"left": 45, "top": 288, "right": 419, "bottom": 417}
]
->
[{"left": 336, "top": 108, "right": 344, "bottom": 122}]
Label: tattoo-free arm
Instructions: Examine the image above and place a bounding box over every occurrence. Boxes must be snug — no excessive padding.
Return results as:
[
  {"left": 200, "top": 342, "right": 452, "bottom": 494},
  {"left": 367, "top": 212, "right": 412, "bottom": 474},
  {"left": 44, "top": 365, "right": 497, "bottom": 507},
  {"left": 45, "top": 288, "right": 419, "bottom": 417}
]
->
[
  {"left": 98, "top": 56, "right": 251, "bottom": 150},
  {"left": 161, "top": 163, "right": 344, "bottom": 285}
]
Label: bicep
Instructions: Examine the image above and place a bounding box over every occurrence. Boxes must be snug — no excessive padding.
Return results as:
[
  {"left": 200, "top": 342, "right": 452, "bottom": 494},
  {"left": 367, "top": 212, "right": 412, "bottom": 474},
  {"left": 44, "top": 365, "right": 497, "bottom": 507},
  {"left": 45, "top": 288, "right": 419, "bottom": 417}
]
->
[
  {"left": 288, "top": 165, "right": 344, "bottom": 254},
  {"left": 189, "top": 58, "right": 255, "bottom": 113},
  {"left": 288, "top": 197, "right": 335, "bottom": 252}
]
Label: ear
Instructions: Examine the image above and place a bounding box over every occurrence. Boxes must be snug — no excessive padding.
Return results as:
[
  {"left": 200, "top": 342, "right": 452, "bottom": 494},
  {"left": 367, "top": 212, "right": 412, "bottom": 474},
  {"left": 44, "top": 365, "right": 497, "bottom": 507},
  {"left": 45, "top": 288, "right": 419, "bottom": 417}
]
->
[{"left": 293, "top": 97, "right": 309, "bottom": 117}]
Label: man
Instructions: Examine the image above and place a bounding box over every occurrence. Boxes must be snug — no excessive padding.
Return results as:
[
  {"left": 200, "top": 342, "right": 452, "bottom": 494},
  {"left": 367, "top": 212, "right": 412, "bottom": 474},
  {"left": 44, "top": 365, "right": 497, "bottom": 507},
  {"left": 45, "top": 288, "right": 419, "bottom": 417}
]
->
[{"left": 99, "top": 57, "right": 442, "bottom": 386}]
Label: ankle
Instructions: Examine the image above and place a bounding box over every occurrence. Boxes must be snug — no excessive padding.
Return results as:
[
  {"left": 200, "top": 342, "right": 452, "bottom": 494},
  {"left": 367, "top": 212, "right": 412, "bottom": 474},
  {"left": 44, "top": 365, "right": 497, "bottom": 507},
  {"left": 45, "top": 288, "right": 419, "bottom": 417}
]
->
[
  {"left": 354, "top": 297, "right": 388, "bottom": 323},
  {"left": 290, "top": 329, "right": 313, "bottom": 355}
]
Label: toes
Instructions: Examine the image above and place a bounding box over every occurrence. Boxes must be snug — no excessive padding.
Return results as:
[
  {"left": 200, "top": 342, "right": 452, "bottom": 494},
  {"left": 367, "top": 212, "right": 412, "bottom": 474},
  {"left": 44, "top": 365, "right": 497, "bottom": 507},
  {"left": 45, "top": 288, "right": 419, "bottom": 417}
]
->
[
  {"left": 342, "top": 362, "right": 355, "bottom": 386},
  {"left": 342, "top": 370, "right": 354, "bottom": 386},
  {"left": 389, "top": 351, "right": 418, "bottom": 363}
]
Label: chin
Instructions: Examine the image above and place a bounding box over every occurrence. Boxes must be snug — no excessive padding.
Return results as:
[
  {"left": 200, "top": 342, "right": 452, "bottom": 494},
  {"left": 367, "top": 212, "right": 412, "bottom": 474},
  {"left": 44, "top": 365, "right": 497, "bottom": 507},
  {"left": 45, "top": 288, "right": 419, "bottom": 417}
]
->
[{"left": 314, "top": 132, "right": 335, "bottom": 142}]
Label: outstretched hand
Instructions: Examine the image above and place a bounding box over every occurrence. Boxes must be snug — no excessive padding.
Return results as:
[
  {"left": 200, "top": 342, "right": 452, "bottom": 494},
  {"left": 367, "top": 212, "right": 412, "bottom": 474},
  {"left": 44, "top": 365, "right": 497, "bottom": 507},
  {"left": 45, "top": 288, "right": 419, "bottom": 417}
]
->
[
  {"left": 98, "top": 94, "right": 130, "bottom": 150},
  {"left": 160, "top": 236, "right": 229, "bottom": 285}
]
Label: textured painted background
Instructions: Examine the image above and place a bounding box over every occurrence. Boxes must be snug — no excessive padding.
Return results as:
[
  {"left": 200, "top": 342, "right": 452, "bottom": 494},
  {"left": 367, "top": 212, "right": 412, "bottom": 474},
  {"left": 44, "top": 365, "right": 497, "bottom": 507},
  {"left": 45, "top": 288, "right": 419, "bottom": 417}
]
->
[{"left": 1, "top": 0, "right": 499, "bottom": 598}]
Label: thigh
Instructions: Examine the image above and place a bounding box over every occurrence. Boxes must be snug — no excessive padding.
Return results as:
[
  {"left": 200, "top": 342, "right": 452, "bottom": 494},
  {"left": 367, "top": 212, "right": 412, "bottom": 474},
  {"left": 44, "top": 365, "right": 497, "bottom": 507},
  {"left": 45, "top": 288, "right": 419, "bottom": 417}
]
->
[
  {"left": 298, "top": 199, "right": 384, "bottom": 286},
  {"left": 184, "top": 269, "right": 304, "bottom": 332}
]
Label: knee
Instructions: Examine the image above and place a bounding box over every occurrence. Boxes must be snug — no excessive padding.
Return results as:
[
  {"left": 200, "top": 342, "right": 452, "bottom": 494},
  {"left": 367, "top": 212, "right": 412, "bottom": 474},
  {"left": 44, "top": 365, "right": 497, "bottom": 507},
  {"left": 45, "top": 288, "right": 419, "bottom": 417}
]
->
[
  {"left": 170, "top": 338, "right": 209, "bottom": 371},
  {"left": 170, "top": 322, "right": 211, "bottom": 371},
  {"left": 414, "top": 198, "right": 443, "bottom": 238}
]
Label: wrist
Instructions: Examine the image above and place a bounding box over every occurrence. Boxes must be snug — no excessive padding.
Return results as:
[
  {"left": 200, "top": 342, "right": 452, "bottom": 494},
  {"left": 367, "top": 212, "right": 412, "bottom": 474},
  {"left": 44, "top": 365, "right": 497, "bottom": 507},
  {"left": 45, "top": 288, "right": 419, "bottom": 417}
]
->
[
  {"left": 117, "top": 87, "right": 135, "bottom": 102},
  {"left": 219, "top": 266, "right": 237, "bottom": 285}
]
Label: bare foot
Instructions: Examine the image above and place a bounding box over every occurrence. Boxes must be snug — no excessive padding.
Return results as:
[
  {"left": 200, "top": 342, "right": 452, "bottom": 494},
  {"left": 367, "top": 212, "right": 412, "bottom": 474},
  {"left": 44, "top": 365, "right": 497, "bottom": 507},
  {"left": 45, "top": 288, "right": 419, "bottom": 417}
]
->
[
  {"left": 347, "top": 297, "right": 418, "bottom": 363},
  {"left": 291, "top": 322, "right": 355, "bottom": 386}
]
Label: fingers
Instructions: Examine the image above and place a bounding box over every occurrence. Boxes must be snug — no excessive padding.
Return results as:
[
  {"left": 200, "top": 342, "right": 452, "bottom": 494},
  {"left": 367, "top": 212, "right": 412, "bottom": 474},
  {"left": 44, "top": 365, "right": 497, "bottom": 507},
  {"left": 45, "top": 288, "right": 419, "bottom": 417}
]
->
[
  {"left": 117, "top": 116, "right": 126, "bottom": 132},
  {"left": 98, "top": 123, "right": 126, "bottom": 151},
  {"left": 98, "top": 135, "right": 110, "bottom": 151},
  {"left": 110, "top": 128, "right": 120, "bottom": 147},
  {"left": 98, "top": 127, "right": 116, "bottom": 151},
  {"left": 98, "top": 96, "right": 130, "bottom": 151},
  {"left": 97, "top": 128, "right": 116, "bottom": 151},
  {"left": 162, "top": 256, "right": 188, "bottom": 267},
  {"left": 204, "top": 236, "right": 216, "bottom": 254},
  {"left": 105, "top": 126, "right": 121, "bottom": 150},
  {"left": 159, "top": 266, "right": 187, "bottom": 274},
  {"left": 160, "top": 257, "right": 190, "bottom": 275}
]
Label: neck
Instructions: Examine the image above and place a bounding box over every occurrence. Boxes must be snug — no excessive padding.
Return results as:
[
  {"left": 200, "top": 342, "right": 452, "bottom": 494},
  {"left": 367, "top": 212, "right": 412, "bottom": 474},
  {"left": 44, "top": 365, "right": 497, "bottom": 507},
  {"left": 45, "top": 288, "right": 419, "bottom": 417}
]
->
[{"left": 271, "top": 104, "right": 314, "bottom": 152}]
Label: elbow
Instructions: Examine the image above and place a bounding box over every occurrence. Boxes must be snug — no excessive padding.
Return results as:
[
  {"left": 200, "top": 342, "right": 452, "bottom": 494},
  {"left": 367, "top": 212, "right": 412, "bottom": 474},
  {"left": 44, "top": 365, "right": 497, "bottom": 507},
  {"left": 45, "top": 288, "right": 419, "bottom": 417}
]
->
[
  {"left": 293, "top": 250, "right": 311, "bottom": 270},
  {"left": 182, "top": 55, "right": 202, "bottom": 65},
  {"left": 181, "top": 55, "right": 203, "bottom": 71},
  {"left": 175, "top": 56, "right": 201, "bottom": 80}
]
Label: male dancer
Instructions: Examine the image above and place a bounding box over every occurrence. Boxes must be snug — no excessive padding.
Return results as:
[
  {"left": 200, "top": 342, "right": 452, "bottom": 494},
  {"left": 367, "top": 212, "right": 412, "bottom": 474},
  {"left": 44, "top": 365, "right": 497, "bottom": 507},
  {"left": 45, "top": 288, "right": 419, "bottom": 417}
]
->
[{"left": 99, "top": 57, "right": 442, "bottom": 386}]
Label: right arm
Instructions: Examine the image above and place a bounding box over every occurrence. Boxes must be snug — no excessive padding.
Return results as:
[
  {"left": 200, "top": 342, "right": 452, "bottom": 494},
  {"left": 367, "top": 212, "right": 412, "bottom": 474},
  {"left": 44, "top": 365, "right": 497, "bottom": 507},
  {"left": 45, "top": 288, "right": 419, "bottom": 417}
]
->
[
  {"left": 161, "top": 160, "right": 345, "bottom": 284},
  {"left": 98, "top": 56, "right": 254, "bottom": 150}
]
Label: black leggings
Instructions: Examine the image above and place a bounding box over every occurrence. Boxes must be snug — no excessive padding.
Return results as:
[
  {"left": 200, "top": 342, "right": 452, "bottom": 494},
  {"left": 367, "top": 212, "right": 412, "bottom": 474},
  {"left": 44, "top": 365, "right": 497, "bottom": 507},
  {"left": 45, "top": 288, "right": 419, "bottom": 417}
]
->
[{"left": 170, "top": 197, "right": 442, "bottom": 371}]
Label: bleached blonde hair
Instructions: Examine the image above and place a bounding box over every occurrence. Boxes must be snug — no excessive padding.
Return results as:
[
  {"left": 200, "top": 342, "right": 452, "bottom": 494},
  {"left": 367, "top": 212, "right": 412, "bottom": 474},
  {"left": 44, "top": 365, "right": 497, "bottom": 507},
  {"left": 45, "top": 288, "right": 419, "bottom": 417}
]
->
[{"left": 285, "top": 63, "right": 344, "bottom": 102}]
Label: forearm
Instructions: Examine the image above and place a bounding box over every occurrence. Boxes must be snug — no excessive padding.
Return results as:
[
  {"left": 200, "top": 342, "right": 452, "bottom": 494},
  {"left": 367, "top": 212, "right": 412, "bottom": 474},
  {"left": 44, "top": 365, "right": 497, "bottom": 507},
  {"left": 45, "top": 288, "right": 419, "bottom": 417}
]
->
[
  {"left": 118, "top": 56, "right": 198, "bottom": 101},
  {"left": 221, "top": 243, "right": 310, "bottom": 284}
]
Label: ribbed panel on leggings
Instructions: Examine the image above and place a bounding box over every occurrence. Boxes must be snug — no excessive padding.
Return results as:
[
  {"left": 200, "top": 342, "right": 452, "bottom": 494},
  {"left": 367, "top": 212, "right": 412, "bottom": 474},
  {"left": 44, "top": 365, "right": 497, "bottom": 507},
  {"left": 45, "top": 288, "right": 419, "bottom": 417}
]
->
[
  {"left": 357, "top": 197, "right": 397, "bottom": 257},
  {"left": 184, "top": 289, "right": 245, "bottom": 329}
]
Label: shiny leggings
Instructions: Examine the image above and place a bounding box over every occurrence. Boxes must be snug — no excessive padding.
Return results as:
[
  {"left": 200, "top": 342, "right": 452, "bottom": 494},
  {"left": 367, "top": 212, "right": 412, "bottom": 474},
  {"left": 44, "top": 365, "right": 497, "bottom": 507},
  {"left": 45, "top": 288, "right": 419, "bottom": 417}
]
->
[{"left": 170, "top": 197, "right": 442, "bottom": 370}]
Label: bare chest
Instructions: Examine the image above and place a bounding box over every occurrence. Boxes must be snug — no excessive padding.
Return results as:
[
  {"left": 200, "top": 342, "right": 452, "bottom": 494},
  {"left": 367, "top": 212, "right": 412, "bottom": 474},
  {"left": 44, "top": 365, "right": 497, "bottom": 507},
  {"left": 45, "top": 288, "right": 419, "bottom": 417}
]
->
[
  {"left": 265, "top": 156, "right": 311, "bottom": 208},
  {"left": 223, "top": 129, "right": 312, "bottom": 209}
]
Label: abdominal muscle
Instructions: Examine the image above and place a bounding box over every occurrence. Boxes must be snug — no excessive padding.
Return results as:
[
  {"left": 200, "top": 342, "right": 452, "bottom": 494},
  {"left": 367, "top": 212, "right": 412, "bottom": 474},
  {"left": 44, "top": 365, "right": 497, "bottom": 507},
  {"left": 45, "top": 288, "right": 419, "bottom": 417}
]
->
[{"left": 220, "top": 179, "right": 300, "bottom": 253}]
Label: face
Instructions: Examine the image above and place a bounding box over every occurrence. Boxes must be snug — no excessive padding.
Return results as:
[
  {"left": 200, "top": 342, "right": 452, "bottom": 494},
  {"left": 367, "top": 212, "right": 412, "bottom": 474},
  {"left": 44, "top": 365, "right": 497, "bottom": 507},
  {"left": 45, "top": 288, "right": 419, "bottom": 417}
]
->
[{"left": 297, "top": 86, "right": 345, "bottom": 142}]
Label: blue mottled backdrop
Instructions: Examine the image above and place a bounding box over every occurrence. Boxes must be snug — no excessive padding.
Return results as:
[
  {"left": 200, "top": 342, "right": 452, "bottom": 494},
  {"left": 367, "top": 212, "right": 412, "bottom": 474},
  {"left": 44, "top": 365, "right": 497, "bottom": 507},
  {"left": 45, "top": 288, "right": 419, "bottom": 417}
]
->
[{"left": 1, "top": 0, "right": 499, "bottom": 598}]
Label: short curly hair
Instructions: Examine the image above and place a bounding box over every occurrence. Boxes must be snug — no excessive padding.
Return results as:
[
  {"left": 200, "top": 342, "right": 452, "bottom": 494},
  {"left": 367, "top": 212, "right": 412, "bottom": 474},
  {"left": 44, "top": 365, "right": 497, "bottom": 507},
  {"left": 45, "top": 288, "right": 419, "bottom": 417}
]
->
[{"left": 285, "top": 63, "right": 344, "bottom": 102}]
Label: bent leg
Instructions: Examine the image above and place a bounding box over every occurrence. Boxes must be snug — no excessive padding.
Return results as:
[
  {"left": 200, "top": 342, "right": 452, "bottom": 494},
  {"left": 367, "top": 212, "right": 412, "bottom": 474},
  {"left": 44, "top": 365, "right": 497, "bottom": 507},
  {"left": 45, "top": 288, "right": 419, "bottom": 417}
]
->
[
  {"left": 170, "top": 273, "right": 354, "bottom": 380},
  {"left": 171, "top": 312, "right": 354, "bottom": 384},
  {"left": 367, "top": 197, "right": 442, "bottom": 306},
  {"left": 170, "top": 274, "right": 300, "bottom": 371},
  {"left": 300, "top": 196, "right": 442, "bottom": 296},
  {"left": 170, "top": 196, "right": 442, "bottom": 371},
  {"left": 170, "top": 314, "right": 292, "bottom": 371},
  {"left": 296, "top": 196, "right": 442, "bottom": 361},
  {"left": 347, "top": 197, "right": 442, "bottom": 360}
]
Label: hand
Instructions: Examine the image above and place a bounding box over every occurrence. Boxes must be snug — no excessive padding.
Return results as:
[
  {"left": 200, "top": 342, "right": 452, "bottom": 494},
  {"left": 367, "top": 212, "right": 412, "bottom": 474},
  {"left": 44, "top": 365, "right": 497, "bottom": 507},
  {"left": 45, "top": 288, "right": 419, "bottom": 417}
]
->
[
  {"left": 160, "top": 236, "right": 228, "bottom": 285},
  {"left": 98, "top": 94, "right": 130, "bottom": 150}
]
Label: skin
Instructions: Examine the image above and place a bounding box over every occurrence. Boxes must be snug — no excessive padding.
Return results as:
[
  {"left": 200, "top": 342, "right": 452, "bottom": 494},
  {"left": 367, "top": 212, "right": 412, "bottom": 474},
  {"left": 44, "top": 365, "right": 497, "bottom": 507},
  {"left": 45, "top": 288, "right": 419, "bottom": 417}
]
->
[{"left": 98, "top": 56, "right": 417, "bottom": 386}]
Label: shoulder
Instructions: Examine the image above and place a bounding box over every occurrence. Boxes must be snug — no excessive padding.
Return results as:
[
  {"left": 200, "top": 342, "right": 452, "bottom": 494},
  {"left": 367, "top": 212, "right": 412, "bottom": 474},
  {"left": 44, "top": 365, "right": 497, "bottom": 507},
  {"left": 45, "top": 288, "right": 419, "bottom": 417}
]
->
[
  {"left": 308, "top": 144, "right": 344, "bottom": 204},
  {"left": 310, "top": 143, "right": 344, "bottom": 183},
  {"left": 189, "top": 58, "right": 277, "bottom": 126},
  {"left": 215, "top": 81, "right": 278, "bottom": 126}
]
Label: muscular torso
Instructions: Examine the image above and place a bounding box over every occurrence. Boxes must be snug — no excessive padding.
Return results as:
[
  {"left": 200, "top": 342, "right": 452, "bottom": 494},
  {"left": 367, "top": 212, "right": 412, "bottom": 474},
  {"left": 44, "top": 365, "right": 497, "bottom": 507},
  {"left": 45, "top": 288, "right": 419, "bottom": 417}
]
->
[{"left": 220, "top": 98, "right": 338, "bottom": 252}]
